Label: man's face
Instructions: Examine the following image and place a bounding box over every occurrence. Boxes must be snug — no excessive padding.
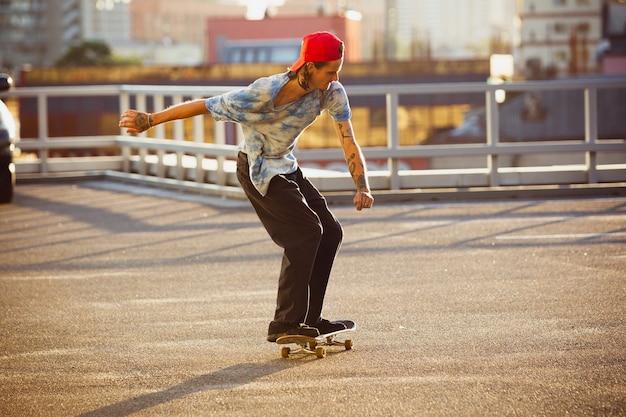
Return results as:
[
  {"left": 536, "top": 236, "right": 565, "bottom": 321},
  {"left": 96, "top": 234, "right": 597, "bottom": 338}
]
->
[{"left": 309, "top": 58, "right": 343, "bottom": 90}]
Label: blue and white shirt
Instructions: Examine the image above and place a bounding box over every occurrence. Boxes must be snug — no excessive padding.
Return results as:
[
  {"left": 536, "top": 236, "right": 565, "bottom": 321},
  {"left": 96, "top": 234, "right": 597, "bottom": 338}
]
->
[{"left": 206, "top": 72, "right": 352, "bottom": 196}]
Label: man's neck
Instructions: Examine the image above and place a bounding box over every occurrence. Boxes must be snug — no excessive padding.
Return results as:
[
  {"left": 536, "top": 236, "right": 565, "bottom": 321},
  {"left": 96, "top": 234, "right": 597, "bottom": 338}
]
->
[{"left": 274, "top": 77, "right": 313, "bottom": 107}]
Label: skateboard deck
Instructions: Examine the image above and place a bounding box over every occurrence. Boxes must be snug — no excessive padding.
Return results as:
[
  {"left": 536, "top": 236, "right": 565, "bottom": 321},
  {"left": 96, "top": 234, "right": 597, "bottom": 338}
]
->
[{"left": 276, "top": 320, "right": 356, "bottom": 358}]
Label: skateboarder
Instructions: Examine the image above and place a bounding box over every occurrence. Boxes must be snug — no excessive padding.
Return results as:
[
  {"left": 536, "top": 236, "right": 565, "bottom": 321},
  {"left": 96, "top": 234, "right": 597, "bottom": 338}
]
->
[{"left": 119, "top": 31, "right": 374, "bottom": 342}]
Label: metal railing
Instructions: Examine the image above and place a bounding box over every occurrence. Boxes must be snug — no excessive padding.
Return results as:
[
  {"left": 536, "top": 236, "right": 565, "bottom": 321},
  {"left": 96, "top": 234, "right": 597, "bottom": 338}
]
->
[{"left": 6, "top": 77, "right": 626, "bottom": 199}]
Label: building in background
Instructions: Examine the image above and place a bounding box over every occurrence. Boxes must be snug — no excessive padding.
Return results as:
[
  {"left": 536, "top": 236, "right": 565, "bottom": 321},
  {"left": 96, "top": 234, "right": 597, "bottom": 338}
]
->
[
  {"left": 6, "top": 0, "right": 623, "bottom": 159},
  {"left": 515, "top": 0, "right": 603, "bottom": 78},
  {"left": 205, "top": 14, "right": 361, "bottom": 65},
  {"left": 259, "top": 0, "right": 384, "bottom": 61},
  {"left": 111, "top": 0, "right": 244, "bottom": 66},
  {"left": 389, "top": 0, "right": 515, "bottom": 60},
  {"left": 0, "top": 0, "right": 80, "bottom": 70},
  {"left": 598, "top": 0, "right": 626, "bottom": 74},
  {"left": 82, "top": 0, "right": 131, "bottom": 44},
  {"left": 2, "top": 0, "right": 622, "bottom": 79},
  {"left": 253, "top": 0, "right": 517, "bottom": 61},
  {"left": 129, "top": 0, "right": 244, "bottom": 44},
  {"left": 0, "top": 0, "right": 131, "bottom": 71},
  {"left": 0, "top": 0, "right": 526, "bottom": 71}
]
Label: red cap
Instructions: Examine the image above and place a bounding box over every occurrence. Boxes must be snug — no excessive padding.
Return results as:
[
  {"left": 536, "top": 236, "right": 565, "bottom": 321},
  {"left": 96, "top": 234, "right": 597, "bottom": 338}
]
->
[{"left": 290, "top": 31, "right": 344, "bottom": 72}]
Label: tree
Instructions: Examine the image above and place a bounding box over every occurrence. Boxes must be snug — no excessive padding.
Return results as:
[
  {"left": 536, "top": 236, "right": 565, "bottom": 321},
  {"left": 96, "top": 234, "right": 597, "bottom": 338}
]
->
[{"left": 55, "top": 41, "right": 115, "bottom": 67}]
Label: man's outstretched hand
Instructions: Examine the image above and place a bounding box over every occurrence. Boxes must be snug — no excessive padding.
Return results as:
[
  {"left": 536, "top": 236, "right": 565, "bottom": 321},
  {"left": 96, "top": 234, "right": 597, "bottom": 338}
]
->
[{"left": 119, "top": 110, "right": 152, "bottom": 134}]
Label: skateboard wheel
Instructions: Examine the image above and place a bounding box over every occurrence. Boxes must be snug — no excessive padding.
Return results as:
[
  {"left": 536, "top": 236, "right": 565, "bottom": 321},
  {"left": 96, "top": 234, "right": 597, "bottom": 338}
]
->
[
  {"left": 309, "top": 340, "right": 317, "bottom": 349},
  {"left": 280, "top": 347, "right": 290, "bottom": 358},
  {"left": 315, "top": 347, "right": 326, "bottom": 358},
  {"left": 344, "top": 339, "right": 353, "bottom": 350}
]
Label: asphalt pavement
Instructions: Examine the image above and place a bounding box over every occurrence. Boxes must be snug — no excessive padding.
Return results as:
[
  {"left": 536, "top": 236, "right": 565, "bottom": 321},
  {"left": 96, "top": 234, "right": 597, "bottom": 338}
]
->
[{"left": 1, "top": 180, "right": 625, "bottom": 416}]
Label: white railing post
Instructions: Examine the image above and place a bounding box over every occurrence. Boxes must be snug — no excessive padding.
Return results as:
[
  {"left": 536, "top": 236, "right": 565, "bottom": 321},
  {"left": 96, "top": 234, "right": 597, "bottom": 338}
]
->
[
  {"left": 173, "top": 94, "right": 185, "bottom": 181},
  {"left": 214, "top": 121, "right": 227, "bottom": 186},
  {"left": 584, "top": 87, "right": 598, "bottom": 184},
  {"left": 153, "top": 94, "right": 166, "bottom": 178},
  {"left": 37, "top": 93, "right": 49, "bottom": 174},
  {"left": 193, "top": 95, "right": 205, "bottom": 184},
  {"left": 119, "top": 92, "right": 131, "bottom": 173},
  {"left": 485, "top": 89, "right": 500, "bottom": 187},
  {"left": 136, "top": 93, "right": 148, "bottom": 176},
  {"left": 386, "top": 92, "right": 400, "bottom": 190}
]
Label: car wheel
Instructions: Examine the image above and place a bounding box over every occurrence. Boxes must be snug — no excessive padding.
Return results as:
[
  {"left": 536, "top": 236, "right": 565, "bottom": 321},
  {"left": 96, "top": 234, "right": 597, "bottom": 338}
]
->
[{"left": 0, "top": 165, "right": 14, "bottom": 204}]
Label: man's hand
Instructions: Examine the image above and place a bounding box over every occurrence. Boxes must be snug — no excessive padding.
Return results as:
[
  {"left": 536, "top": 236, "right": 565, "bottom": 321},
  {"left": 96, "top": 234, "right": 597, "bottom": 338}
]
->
[
  {"left": 119, "top": 110, "right": 152, "bottom": 134},
  {"left": 354, "top": 190, "right": 374, "bottom": 211}
]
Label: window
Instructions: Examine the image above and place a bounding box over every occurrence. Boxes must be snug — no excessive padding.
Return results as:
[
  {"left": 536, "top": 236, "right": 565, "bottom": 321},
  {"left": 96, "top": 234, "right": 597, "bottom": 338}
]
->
[
  {"left": 577, "top": 22, "right": 590, "bottom": 33},
  {"left": 553, "top": 23, "right": 568, "bottom": 34},
  {"left": 554, "top": 50, "right": 568, "bottom": 64}
]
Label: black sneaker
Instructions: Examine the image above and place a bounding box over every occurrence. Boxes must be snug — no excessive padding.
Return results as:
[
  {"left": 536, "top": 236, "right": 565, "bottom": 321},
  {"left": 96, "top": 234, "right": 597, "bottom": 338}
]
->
[
  {"left": 309, "top": 319, "right": 347, "bottom": 336},
  {"left": 266, "top": 321, "right": 320, "bottom": 342}
]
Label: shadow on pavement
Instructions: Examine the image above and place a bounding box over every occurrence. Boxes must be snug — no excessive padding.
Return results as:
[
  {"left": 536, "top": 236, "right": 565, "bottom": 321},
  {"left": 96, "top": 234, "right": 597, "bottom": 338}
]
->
[{"left": 77, "top": 360, "right": 299, "bottom": 417}]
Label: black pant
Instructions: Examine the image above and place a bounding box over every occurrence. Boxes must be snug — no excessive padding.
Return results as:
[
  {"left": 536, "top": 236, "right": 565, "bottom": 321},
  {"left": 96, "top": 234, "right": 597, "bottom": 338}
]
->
[{"left": 236, "top": 152, "right": 343, "bottom": 325}]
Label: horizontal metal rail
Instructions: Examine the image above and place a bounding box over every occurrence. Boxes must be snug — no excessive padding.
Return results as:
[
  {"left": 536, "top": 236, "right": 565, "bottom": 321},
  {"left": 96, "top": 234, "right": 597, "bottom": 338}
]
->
[{"left": 6, "top": 77, "right": 626, "bottom": 198}]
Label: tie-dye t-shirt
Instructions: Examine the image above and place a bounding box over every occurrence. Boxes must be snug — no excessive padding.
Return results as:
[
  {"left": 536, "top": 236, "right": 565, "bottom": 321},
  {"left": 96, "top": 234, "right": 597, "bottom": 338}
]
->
[{"left": 205, "top": 72, "right": 352, "bottom": 196}]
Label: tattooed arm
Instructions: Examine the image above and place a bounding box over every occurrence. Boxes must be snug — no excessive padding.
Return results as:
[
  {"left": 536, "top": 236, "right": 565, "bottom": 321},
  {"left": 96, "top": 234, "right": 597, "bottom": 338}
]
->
[
  {"left": 119, "top": 98, "right": 210, "bottom": 134},
  {"left": 334, "top": 119, "right": 374, "bottom": 211}
]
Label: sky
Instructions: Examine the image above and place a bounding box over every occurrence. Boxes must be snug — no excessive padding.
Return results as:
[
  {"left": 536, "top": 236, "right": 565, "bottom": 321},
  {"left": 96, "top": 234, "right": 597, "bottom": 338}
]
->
[{"left": 237, "top": 0, "right": 286, "bottom": 20}]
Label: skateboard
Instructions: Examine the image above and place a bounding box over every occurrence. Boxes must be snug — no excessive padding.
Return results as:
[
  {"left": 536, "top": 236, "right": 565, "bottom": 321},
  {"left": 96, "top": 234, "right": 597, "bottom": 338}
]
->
[{"left": 275, "top": 320, "right": 356, "bottom": 359}]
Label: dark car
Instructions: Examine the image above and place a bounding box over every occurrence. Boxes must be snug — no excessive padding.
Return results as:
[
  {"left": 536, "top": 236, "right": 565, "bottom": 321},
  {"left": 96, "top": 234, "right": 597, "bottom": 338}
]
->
[{"left": 0, "top": 73, "right": 16, "bottom": 203}]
